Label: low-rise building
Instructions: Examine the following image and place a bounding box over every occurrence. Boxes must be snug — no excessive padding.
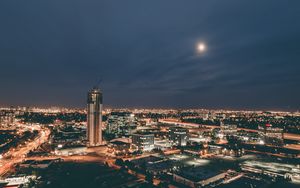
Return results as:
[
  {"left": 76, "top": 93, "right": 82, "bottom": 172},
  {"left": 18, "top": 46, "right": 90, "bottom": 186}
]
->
[
  {"left": 1, "top": 174, "right": 36, "bottom": 187},
  {"left": 131, "top": 155, "right": 174, "bottom": 175},
  {"left": 258, "top": 124, "right": 284, "bottom": 146},
  {"left": 20, "top": 159, "right": 61, "bottom": 169},
  {"left": 169, "top": 127, "right": 189, "bottom": 146},
  {"left": 132, "top": 133, "right": 154, "bottom": 151},
  {"left": 220, "top": 123, "right": 237, "bottom": 136},
  {"left": 54, "top": 145, "right": 87, "bottom": 156},
  {"left": 173, "top": 167, "right": 227, "bottom": 188},
  {"left": 108, "top": 140, "right": 131, "bottom": 155},
  {"left": 241, "top": 160, "right": 300, "bottom": 182}
]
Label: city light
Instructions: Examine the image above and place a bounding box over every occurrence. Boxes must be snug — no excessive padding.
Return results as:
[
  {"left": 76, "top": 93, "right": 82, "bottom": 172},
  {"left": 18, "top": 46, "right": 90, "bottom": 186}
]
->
[
  {"left": 0, "top": 1, "right": 299, "bottom": 187},
  {"left": 1, "top": 106, "right": 300, "bottom": 187}
]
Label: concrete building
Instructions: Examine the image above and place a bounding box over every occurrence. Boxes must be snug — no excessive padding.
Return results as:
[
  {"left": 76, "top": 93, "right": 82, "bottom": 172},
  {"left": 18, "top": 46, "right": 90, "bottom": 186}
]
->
[
  {"left": 173, "top": 167, "right": 227, "bottom": 188},
  {"left": 220, "top": 123, "right": 237, "bottom": 136},
  {"left": 132, "top": 133, "right": 154, "bottom": 151},
  {"left": 131, "top": 156, "right": 174, "bottom": 175},
  {"left": 258, "top": 124, "right": 284, "bottom": 146},
  {"left": 108, "top": 140, "right": 131, "bottom": 155},
  {"left": 20, "top": 159, "right": 61, "bottom": 169},
  {"left": 169, "top": 127, "right": 189, "bottom": 146},
  {"left": 54, "top": 145, "right": 87, "bottom": 156},
  {"left": 1, "top": 175, "right": 36, "bottom": 187},
  {"left": 107, "top": 113, "right": 137, "bottom": 135},
  {"left": 87, "top": 87, "right": 103, "bottom": 147},
  {"left": 241, "top": 160, "right": 300, "bottom": 182},
  {"left": 0, "top": 112, "right": 15, "bottom": 127}
]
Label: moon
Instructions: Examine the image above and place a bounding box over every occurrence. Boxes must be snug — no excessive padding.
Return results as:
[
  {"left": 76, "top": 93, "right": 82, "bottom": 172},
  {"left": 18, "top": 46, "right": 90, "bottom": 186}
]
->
[{"left": 197, "top": 43, "right": 206, "bottom": 52}]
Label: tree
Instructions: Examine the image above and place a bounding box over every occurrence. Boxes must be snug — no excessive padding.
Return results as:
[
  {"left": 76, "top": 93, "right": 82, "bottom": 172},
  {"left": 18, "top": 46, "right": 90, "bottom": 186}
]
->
[
  {"left": 124, "top": 160, "right": 134, "bottom": 169},
  {"left": 120, "top": 165, "right": 128, "bottom": 172},
  {"left": 26, "top": 177, "right": 36, "bottom": 188},
  {"left": 158, "top": 182, "right": 169, "bottom": 188},
  {"left": 145, "top": 173, "right": 153, "bottom": 184},
  {"left": 115, "top": 158, "right": 124, "bottom": 166}
]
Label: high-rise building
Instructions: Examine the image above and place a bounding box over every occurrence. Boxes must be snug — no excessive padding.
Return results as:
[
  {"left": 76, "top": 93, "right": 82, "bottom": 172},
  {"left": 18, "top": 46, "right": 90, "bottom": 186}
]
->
[{"left": 87, "top": 87, "right": 103, "bottom": 147}]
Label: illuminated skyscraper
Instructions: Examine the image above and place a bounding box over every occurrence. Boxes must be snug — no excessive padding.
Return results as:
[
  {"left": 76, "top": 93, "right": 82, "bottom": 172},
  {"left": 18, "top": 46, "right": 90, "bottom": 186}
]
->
[{"left": 87, "top": 87, "right": 103, "bottom": 146}]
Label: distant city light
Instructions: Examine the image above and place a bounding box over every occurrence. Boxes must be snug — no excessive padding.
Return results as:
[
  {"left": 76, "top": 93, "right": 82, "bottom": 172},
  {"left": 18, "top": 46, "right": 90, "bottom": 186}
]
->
[{"left": 259, "top": 140, "right": 265, "bottom": 145}]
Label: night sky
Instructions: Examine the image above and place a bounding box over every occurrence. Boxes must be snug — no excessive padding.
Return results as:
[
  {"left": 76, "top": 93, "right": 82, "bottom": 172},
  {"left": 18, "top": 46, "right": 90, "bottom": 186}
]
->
[{"left": 0, "top": 1, "right": 300, "bottom": 110}]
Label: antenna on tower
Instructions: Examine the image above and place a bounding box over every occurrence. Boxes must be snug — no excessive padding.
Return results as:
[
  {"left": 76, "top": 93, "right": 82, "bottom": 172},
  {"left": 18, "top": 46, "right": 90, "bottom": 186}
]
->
[{"left": 95, "top": 76, "right": 103, "bottom": 89}]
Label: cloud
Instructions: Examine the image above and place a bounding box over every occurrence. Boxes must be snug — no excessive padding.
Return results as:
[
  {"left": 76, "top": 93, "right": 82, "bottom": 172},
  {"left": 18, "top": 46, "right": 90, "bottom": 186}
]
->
[{"left": 0, "top": 0, "right": 299, "bottom": 110}]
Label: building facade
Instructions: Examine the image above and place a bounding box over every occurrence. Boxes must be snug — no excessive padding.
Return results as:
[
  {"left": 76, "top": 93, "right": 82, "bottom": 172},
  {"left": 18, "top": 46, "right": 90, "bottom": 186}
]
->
[
  {"left": 107, "top": 113, "right": 137, "bottom": 135},
  {"left": 132, "top": 133, "right": 154, "bottom": 151},
  {"left": 173, "top": 167, "right": 227, "bottom": 188},
  {"left": 220, "top": 123, "right": 237, "bottom": 136},
  {"left": 169, "top": 127, "right": 189, "bottom": 146},
  {"left": 87, "top": 87, "right": 103, "bottom": 147},
  {"left": 258, "top": 124, "right": 284, "bottom": 146}
]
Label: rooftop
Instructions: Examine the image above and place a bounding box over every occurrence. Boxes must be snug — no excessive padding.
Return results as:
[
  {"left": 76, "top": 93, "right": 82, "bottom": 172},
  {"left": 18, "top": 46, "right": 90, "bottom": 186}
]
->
[
  {"left": 175, "top": 167, "right": 224, "bottom": 182},
  {"left": 131, "top": 155, "right": 164, "bottom": 166}
]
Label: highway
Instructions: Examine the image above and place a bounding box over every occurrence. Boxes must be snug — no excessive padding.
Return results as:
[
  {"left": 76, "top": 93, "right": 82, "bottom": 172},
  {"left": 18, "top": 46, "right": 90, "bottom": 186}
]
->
[
  {"left": 159, "top": 119, "right": 300, "bottom": 142},
  {"left": 0, "top": 124, "right": 50, "bottom": 177}
]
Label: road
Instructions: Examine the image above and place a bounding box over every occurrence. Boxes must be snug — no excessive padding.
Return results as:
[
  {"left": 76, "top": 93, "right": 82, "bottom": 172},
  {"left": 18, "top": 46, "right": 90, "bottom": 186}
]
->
[
  {"left": 0, "top": 124, "right": 50, "bottom": 177},
  {"left": 244, "top": 149, "right": 298, "bottom": 158},
  {"left": 159, "top": 119, "right": 300, "bottom": 142}
]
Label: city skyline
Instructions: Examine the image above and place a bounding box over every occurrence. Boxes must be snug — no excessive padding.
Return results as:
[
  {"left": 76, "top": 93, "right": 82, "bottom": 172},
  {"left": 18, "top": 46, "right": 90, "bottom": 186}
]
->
[
  {"left": 1, "top": 1, "right": 300, "bottom": 188},
  {"left": 0, "top": 1, "right": 300, "bottom": 110}
]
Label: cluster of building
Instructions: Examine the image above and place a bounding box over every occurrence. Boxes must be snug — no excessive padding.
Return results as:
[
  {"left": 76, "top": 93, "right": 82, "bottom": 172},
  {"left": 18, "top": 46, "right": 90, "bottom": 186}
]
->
[
  {"left": 107, "top": 113, "right": 137, "bottom": 135},
  {"left": 258, "top": 123, "right": 284, "bottom": 146},
  {"left": 173, "top": 167, "right": 228, "bottom": 188},
  {"left": 1, "top": 88, "right": 300, "bottom": 188},
  {"left": 0, "top": 111, "right": 15, "bottom": 127},
  {"left": 0, "top": 175, "right": 36, "bottom": 188},
  {"left": 19, "top": 158, "right": 61, "bottom": 169},
  {"left": 85, "top": 87, "right": 192, "bottom": 154},
  {"left": 241, "top": 160, "right": 300, "bottom": 182},
  {"left": 48, "top": 123, "right": 87, "bottom": 156}
]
